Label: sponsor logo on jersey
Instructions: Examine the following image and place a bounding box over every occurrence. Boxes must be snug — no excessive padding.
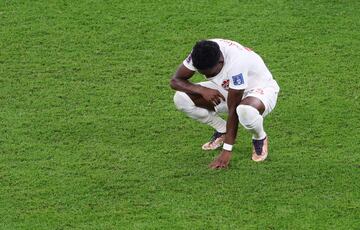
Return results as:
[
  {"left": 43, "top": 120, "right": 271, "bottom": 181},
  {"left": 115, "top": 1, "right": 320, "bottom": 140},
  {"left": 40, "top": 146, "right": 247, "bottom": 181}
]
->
[{"left": 232, "top": 73, "right": 244, "bottom": 85}]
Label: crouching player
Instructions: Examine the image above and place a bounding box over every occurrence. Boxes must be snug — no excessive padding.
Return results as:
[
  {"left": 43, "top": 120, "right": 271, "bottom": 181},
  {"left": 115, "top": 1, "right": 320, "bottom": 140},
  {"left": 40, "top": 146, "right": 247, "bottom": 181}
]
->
[{"left": 170, "top": 39, "right": 280, "bottom": 169}]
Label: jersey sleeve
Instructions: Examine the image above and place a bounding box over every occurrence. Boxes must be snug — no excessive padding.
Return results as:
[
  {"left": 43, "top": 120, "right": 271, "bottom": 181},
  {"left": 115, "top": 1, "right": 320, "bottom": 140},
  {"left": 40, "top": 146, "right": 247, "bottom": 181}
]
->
[
  {"left": 182, "top": 53, "right": 197, "bottom": 71},
  {"left": 228, "top": 57, "right": 249, "bottom": 90}
]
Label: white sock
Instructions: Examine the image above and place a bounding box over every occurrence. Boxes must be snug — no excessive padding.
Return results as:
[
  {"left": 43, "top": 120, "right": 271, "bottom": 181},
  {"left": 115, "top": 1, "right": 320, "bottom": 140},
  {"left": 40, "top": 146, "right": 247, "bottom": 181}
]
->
[
  {"left": 236, "top": 104, "right": 266, "bottom": 140},
  {"left": 173, "top": 91, "right": 226, "bottom": 133}
]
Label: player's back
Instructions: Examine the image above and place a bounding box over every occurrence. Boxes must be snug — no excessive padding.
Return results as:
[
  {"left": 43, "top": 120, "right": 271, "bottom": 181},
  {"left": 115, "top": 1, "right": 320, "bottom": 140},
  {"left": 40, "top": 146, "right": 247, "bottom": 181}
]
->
[{"left": 212, "top": 39, "right": 279, "bottom": 90}]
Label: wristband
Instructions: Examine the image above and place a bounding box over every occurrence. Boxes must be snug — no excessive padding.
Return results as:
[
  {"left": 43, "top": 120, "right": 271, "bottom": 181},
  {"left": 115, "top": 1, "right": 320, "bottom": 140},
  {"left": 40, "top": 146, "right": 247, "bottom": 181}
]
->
[{"left": 223, "top": 143, "right": 233, "bottom": 151}]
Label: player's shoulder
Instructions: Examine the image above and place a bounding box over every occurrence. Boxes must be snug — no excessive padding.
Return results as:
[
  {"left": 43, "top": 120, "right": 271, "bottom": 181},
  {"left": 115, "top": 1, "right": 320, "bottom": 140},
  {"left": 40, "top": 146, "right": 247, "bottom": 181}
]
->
[
  {"left": 209, "top": 38, "right": 244, "bottom": 48},
  {"left": 210, "top": 39, "right": 247, "bottom": 63}
]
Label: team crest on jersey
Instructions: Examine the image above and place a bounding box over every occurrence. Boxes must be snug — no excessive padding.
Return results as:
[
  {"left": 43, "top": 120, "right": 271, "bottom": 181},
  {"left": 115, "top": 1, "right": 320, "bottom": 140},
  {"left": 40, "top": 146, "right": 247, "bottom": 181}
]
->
[
  {"left": 222, "top": 79, "right": 229, "bottom": 90},
  {"left": 232, "top": 73, "right": 244, "bottom": 85}
]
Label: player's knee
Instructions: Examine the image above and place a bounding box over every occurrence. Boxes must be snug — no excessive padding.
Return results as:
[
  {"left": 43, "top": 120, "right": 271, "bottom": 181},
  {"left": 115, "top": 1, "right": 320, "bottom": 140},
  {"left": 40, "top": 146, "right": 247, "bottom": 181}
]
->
[
  {"left": 236, "top": 104, "right": 259, "bottom": 128},
  {"left": 173, "top": 91, "right": 210, "bottom": 119},
  {"left": 173, "top": 91, "right": 194, "bottom": 111}
]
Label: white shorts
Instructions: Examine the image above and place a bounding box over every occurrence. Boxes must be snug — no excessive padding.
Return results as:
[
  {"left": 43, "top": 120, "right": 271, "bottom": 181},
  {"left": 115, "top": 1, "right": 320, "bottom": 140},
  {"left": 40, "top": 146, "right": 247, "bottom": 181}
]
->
[{"left": 198, "top": 81, "right": 279, "bottom": 117}]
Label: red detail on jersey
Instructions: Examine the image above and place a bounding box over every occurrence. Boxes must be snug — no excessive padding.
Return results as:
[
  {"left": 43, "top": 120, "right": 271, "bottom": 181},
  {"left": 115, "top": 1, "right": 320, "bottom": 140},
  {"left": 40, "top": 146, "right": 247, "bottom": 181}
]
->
[
  {"left": 255, "top": 88, "right": 264, "bottom": 95},
  {"left": 244, "top": 47, "right": 252, "bottom": 51},
  {"left": 221, "top": 39, "right": 240, "bottom": 48},
  {"left": 222, "top": 79, "right": 230, "bottom": 90}
]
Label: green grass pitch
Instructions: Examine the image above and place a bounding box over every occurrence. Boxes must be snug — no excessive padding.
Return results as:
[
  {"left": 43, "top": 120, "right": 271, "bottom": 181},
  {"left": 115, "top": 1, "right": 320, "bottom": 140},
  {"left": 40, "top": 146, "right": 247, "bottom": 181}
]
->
[{"left": 1, "top": 0, "right": 359, "bottom": 229}]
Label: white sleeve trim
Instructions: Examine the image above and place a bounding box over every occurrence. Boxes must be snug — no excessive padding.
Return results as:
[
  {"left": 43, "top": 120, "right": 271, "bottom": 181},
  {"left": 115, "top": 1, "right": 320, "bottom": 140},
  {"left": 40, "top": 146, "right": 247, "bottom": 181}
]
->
[{"left": 183, "top": 59, "right": 196, "bottom": 71}]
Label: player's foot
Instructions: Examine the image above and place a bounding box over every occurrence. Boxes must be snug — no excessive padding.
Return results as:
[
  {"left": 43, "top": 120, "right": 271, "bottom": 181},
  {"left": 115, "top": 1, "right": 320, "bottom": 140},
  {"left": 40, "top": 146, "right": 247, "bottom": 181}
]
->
[
  {"left": 251, "top": 136, "right": 268, "bottom": 162},
  {"left": 202, "top": 131, "right": 225, "bottom": 150}
]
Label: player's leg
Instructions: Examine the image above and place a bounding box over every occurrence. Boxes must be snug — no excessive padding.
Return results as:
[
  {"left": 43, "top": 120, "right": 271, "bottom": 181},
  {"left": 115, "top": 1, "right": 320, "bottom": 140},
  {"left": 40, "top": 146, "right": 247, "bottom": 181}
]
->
[
  {"left": 173, "top": 81, "right": 228, "bottom": 150},
  {"left": 236, "top": 88, "right": 279, "bottom": 161},
  {"left": 237, "top": 96, "right": 266, "bottom": 140}
]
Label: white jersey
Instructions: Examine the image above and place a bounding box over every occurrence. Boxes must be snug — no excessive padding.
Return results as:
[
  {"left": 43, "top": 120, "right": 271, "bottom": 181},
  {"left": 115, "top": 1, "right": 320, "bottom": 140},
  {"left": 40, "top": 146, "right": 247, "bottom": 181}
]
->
[{"left": 183, "top": 39, "right": 280, "bottom": 92}]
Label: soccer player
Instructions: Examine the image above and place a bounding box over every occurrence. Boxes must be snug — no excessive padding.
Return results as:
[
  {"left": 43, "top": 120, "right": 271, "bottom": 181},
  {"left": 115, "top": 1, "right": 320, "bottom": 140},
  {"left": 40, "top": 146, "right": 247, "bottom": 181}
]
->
[{"left": 170, "top": 39, "right": 280, "bottom": 169}]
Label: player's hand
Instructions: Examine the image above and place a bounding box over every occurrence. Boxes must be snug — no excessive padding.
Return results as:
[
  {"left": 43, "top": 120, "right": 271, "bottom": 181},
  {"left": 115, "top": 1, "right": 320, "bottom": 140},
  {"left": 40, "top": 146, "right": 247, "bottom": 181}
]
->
[
  {"left": 200, "top": 88, "right": 225, "bottom": 105},
  {"left": 209, "top": 150, "right": 232, "bottom": 169}
]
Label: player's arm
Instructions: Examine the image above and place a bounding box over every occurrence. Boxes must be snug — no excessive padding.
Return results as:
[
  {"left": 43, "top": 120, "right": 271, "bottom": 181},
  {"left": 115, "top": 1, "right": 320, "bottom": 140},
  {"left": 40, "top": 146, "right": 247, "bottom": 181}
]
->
[
  {"left": 225, "top": 63, "right": 248, "bottom": 144},
  {"left": 169, "top": 64, "right": 201, "bottom": 94},
  {"left": 223, "top": 89, "right": 244, "bottom": 145},
  {"left": 208, "top": 89, "right": 243, "bottom": 169},
  {"left": 209, "top": 59, "right": 248, "bottom": 169},
  {"left": 170, "top": 64, "right": 225, "bottom": 104}
]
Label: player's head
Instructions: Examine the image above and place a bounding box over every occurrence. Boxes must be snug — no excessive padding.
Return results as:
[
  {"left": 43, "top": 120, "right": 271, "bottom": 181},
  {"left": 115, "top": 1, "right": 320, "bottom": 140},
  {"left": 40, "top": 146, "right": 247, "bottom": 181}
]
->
[{"left": 191, "top": 40, "right": 223, "bottom": 77}]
